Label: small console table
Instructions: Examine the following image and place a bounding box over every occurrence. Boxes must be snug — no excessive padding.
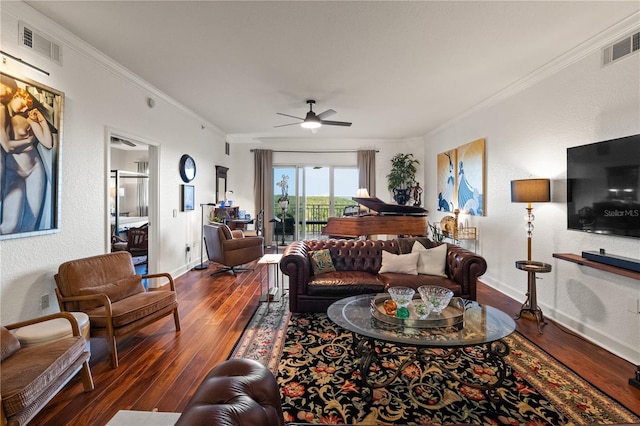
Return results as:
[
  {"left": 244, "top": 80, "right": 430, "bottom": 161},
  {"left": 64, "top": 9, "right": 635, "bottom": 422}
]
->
[
  {"left": 515, "top": 260, "right": 552, "bottom": 333},
  {"left": 552, "top": 253, "right": 640, "bottom": 280}
]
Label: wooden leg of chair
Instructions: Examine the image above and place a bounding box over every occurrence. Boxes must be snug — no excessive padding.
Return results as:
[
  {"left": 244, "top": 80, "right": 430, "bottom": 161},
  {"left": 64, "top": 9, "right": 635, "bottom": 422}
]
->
[
  {"left": 173, "top": 309, "right": 181, "bottom": 332},
  {"left": 80, "top": 360, "right": 95, "bottom": 391},
  {"left": 108, "top": 335, "right": 119, "bottom": 368}
]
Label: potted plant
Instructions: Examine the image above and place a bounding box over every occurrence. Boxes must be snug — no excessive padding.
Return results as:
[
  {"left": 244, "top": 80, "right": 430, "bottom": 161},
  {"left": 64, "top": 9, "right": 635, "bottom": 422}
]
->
[{"left": 387, "top": 153, "right": 419, "bottom": 205}]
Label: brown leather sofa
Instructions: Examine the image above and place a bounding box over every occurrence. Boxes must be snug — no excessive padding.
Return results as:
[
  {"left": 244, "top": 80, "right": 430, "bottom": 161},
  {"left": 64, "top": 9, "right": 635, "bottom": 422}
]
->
[
  {"left": 280, "top": 237, "right": 487, "bottom": 313},
  {"left": 175, "top": 358, "right": 284, "bottom": 426}
]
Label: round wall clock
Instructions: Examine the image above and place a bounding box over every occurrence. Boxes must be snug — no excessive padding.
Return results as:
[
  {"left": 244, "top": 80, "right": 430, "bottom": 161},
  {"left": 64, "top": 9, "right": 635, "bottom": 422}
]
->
[{"left": 179, "top": 154, "right": 196, "bottom": 182}]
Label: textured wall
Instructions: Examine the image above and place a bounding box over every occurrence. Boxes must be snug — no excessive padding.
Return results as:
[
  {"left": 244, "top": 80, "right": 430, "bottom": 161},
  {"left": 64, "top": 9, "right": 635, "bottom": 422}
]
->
[
  {"left": 0, "top": 3, "right": 225, "bottom": 323},
  {"left": 423, "top": 36, "right": 640, "bottom": 363}
]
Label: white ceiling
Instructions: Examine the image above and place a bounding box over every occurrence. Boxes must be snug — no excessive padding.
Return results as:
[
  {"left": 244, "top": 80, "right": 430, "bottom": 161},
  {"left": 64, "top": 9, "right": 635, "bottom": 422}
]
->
[{"left": 25, "top": 1, "right": 640, "bottom": 142}]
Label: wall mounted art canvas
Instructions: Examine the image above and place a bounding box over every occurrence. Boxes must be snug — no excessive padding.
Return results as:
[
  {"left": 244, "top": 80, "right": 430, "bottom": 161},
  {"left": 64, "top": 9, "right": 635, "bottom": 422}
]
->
[
  {"left": 456, "top": 138, "right": 485, "bottom": 216},
  {"left": 181, "top": 184, "right": 195, "bottom": 211},
  {"left": 436, "top": 139, "right": 486, "bottom": 216},
  {"left": 1, "top": 72, "right": 63, "bottom": 240},
  {"left": 436, "top": 149, "right": 456, "bottom": 212}
]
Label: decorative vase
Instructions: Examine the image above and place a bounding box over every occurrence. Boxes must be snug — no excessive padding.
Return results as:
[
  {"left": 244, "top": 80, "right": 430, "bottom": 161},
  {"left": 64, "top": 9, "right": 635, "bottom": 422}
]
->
[{"left": 393, "top": 188, "right": 410, "bottom": 205}]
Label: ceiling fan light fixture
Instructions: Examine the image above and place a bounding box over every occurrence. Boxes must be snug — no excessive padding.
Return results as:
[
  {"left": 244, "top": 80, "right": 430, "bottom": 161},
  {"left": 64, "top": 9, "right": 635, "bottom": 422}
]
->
[{"left": 301, "top": 120, "right": 321, "bottom": 129}]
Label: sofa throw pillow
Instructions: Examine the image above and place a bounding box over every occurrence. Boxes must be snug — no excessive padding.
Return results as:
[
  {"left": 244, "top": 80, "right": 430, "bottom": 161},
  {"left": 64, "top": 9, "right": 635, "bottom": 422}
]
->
[
  {"left": 310, "top": 249, "right": 336, "bottom": 275},
  {"left": 412, "top": 241, "right": 447, "bottom": 276},
  {"left": 378, "top": 250, "right": 419, "bottom": 275}
]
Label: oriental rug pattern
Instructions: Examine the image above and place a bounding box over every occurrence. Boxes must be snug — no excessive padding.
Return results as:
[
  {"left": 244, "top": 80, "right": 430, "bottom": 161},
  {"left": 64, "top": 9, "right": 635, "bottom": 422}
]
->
[{"left": 231, "top": 303, "right": 638, "bottom": 425}]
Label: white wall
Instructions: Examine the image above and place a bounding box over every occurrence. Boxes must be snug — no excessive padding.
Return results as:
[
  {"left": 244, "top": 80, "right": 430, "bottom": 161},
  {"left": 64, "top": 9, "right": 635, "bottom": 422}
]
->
[
  {"left": 0, "top": 3, "right": 225, "bottom": 323},
  {"left": 422, "top": 28, "right": 640, "bottom": 363}
]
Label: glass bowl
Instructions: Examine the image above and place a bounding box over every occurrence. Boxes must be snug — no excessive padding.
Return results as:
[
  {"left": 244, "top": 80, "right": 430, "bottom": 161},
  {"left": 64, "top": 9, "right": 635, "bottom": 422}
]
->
[
  {"left": 387, "top": 286, "right": 415, "bottom": 307},
  {"left": 418, "top": 285, "right": 454, "bottom": 314},
  {"left": 413, "top": 302, "right": 432, "bottom": 319},
  {"left": 387, "top": 286, "right": 415, "bottom": 319}
]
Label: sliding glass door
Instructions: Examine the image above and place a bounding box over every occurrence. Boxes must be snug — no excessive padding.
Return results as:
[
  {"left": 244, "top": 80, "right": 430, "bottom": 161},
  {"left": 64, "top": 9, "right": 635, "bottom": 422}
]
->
[{"left": 272, "top": 166, "right": 358, "bottom": 245}]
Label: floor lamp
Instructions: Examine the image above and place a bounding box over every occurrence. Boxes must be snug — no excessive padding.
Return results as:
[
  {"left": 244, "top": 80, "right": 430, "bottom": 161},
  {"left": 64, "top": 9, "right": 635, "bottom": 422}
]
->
[
  {"left": 510, "top": 179, "right": 551, "bottom": 261},
  {"left": 193, "top": 203, "right": 216, "bottom": 270},
  {"left": 511, "top": 178, "right": 551, "bottom": 332}
]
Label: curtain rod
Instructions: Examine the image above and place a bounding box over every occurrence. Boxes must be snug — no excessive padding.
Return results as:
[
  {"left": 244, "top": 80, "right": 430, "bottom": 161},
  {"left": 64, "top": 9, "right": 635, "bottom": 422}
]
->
[{"left": 250, "top": 149, "right": 379, "bottom": 153}]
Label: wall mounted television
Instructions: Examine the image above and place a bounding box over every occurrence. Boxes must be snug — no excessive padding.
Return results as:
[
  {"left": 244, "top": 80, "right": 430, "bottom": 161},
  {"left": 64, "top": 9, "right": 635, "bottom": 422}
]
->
[{"left": 567, "top": 134, "right": 640, "bottom": 239}]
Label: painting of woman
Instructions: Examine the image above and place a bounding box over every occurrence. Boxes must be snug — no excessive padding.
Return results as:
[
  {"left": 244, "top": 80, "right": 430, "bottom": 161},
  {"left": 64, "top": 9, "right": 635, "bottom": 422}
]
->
[{"left": 0, "top": 72, "right": 62, "bottom": 238}]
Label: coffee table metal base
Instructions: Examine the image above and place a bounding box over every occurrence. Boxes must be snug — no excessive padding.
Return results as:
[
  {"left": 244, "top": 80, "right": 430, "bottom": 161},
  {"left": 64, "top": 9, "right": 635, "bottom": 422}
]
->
[{"left": 350, "top": 332, "right": 510, "bottom": 403}]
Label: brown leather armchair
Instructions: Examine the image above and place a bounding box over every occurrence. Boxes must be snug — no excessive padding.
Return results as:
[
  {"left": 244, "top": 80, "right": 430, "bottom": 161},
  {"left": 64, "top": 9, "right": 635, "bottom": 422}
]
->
[
  {"left": 204, "top": 223, "right": 264, "bottom": 275},
  {"left": 1, "top": 313, "right": 94, "bottom": 426},
  {"left": 54, "top": 251, "right": 180, "bottom": 368}
]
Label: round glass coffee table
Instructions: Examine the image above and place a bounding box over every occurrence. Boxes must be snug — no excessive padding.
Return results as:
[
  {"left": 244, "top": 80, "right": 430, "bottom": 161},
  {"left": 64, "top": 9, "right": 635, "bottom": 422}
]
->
[{"left": 327, "top": 294, "right": 516, "bottom": 401}]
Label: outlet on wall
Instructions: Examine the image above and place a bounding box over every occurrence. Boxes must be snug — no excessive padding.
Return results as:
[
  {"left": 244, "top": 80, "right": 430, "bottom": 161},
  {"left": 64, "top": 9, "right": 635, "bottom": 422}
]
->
[{"left": 41, "top": 293, "right": 50, "bottom": 309}]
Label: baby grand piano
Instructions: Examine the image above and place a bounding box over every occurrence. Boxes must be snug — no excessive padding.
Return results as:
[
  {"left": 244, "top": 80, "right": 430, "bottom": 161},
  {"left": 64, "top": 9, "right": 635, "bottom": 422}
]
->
[{"left": 322, "top": 197, "right": 428, "bottom": 238}]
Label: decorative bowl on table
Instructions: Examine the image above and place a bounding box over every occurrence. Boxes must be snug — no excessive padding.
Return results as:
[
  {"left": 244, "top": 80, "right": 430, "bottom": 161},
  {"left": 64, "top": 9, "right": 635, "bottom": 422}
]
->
[
  {"left": 418, "top": 285, "right": 454, "bottom": 314},
  {"left": 413, "top": 302, "right": 432, "bottom": 319},
  {"left": 387, "top": 286, "right": 415, "bottom": 319}
]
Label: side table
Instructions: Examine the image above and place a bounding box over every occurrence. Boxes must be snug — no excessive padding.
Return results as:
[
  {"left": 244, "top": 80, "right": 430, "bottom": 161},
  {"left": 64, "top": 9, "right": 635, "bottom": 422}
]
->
[
  {"left": 258, "top": 254, "right": 283, "bottom": 306},
  {"left": 515, "top": 260, "right": 552, "bottom": 333}
]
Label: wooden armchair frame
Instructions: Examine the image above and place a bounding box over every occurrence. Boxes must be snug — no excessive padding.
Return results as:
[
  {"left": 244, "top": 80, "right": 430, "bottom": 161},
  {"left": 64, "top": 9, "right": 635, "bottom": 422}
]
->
[
  {"left": 1, "top": 312, "right": 94, "bottom": 426},
  {"left": 55, "top": 253, "right": 180, "bottom": 368}
]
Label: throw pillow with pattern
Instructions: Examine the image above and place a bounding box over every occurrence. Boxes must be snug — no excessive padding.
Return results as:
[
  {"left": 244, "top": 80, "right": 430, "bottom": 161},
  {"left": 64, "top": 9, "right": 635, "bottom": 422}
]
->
[{"left": 310, "top": 249, "right": 336, "bottom": 275}]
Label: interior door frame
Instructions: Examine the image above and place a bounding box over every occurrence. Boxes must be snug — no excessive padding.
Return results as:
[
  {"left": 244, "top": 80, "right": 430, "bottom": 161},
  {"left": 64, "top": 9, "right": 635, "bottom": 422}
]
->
[{"left": 105, "top": 127, "right": 160, "bottom": 274}]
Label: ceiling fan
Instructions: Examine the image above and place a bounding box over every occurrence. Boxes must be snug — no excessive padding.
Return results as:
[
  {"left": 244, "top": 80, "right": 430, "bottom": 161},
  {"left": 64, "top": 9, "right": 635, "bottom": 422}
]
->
[
  {"left": 276, "top": 100, "right": 352, "bottom": 129},
  {"left": 111, "top": 137, "right": 136, "bottom": 147}
]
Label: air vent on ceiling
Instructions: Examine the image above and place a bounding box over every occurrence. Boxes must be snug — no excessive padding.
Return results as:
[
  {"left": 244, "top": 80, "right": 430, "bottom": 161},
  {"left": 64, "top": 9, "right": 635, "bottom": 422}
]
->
[
  {"left": 18, "top": 21, "right": 62, "bottom": 65},
  {"left": 602, "top": 30, "right": 640, "bottom": 67}
]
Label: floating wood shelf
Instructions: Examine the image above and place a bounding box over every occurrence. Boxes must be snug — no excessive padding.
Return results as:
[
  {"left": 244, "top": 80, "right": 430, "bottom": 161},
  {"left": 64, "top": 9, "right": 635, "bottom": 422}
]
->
[{"left": 552, "top": 253, "right": 640, "bottom": 281}]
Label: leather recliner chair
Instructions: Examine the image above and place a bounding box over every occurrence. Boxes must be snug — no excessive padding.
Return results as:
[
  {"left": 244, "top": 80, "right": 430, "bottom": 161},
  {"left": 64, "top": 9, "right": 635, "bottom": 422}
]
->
[{"left": 203, "top": 223, "right": 264, "bottom": 275}]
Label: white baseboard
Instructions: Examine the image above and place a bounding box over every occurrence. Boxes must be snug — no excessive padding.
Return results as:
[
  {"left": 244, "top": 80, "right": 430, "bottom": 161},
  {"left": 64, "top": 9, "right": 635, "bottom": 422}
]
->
[{"left": 481, "top": 276, "right": 640, "bottom": 365}]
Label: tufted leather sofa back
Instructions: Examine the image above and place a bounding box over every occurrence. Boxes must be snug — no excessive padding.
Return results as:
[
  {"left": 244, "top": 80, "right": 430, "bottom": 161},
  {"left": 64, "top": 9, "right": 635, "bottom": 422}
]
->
[
  {"left": 305, "top": 239, "right": 399, "bottom": 274},
  {"left": 175, "top": 358, "right": 284, "bottom": 426}
]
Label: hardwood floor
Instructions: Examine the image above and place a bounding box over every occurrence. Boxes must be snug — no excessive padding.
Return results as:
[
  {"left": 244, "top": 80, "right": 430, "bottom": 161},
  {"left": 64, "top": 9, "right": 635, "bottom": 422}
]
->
[{"left": 32, "top": 260, "right": 639, "bottom": 425}]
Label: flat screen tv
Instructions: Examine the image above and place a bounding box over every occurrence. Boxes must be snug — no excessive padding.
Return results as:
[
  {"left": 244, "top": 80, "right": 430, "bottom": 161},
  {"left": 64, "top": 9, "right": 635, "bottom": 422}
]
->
[{"left": 567, "top": 134, "right": 640, "bottom": 238}]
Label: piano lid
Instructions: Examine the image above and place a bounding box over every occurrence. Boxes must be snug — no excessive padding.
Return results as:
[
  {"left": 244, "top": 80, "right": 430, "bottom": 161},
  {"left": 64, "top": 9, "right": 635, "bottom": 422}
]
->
[{"left": 352, "top": 197, "right": 428, "bottom": 216}]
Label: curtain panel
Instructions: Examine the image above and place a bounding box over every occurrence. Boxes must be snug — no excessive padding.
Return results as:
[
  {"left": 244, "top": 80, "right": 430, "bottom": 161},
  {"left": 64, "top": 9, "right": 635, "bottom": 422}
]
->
[
  {"left": 253, "top": 149, "right": 273, "bottom": 243},
  {"left": 357, "top": 150, "right": 376, "bottom": 197}
]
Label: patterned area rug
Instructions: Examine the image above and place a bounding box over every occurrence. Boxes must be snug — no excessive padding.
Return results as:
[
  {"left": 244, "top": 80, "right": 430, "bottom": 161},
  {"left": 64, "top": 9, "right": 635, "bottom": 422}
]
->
[
  {"left": 230, "top": 298, "right": 290, "bottom": 373},
  {"left": 231, "top": 304, "right": 639, "bottom": 425}
]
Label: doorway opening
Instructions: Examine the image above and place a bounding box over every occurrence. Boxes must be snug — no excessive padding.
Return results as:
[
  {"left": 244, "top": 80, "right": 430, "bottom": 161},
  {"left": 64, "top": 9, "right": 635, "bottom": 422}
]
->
[{"left": 108, "top": 132, "right": 159, "bottom": 275}]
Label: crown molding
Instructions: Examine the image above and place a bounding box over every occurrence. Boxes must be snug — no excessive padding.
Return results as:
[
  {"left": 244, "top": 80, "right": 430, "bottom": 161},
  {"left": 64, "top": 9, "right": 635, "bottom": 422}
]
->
[
  {"left": 426, "top": 11, "right": 640, "bottom": 139},
  {"left": 2, "top": 1, "right": 225, "bottom": 137}
]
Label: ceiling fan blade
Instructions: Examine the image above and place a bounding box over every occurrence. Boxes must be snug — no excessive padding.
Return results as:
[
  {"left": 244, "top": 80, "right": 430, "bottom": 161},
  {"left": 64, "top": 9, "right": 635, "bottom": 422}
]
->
[
  {"left": 276, "top": 112, "right": 304, "bottom": 120},
  {"left": 321, "top": 120, "right": 352, "bottom": 127},
  {"left": 112, "top": 137, "right": 136, "bottom": 147},
  {"left": 274, "top": 122, "right": 301, "bottom": 128},
  {"left": 317, "top": 109, "right": 336, "bottom": 120}
]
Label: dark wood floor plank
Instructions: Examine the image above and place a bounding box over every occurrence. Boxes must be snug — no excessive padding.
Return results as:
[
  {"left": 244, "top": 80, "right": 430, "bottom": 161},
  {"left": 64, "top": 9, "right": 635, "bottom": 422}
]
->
[{"left": 28, "top": 259, "right": 639, "bottom": 425}]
